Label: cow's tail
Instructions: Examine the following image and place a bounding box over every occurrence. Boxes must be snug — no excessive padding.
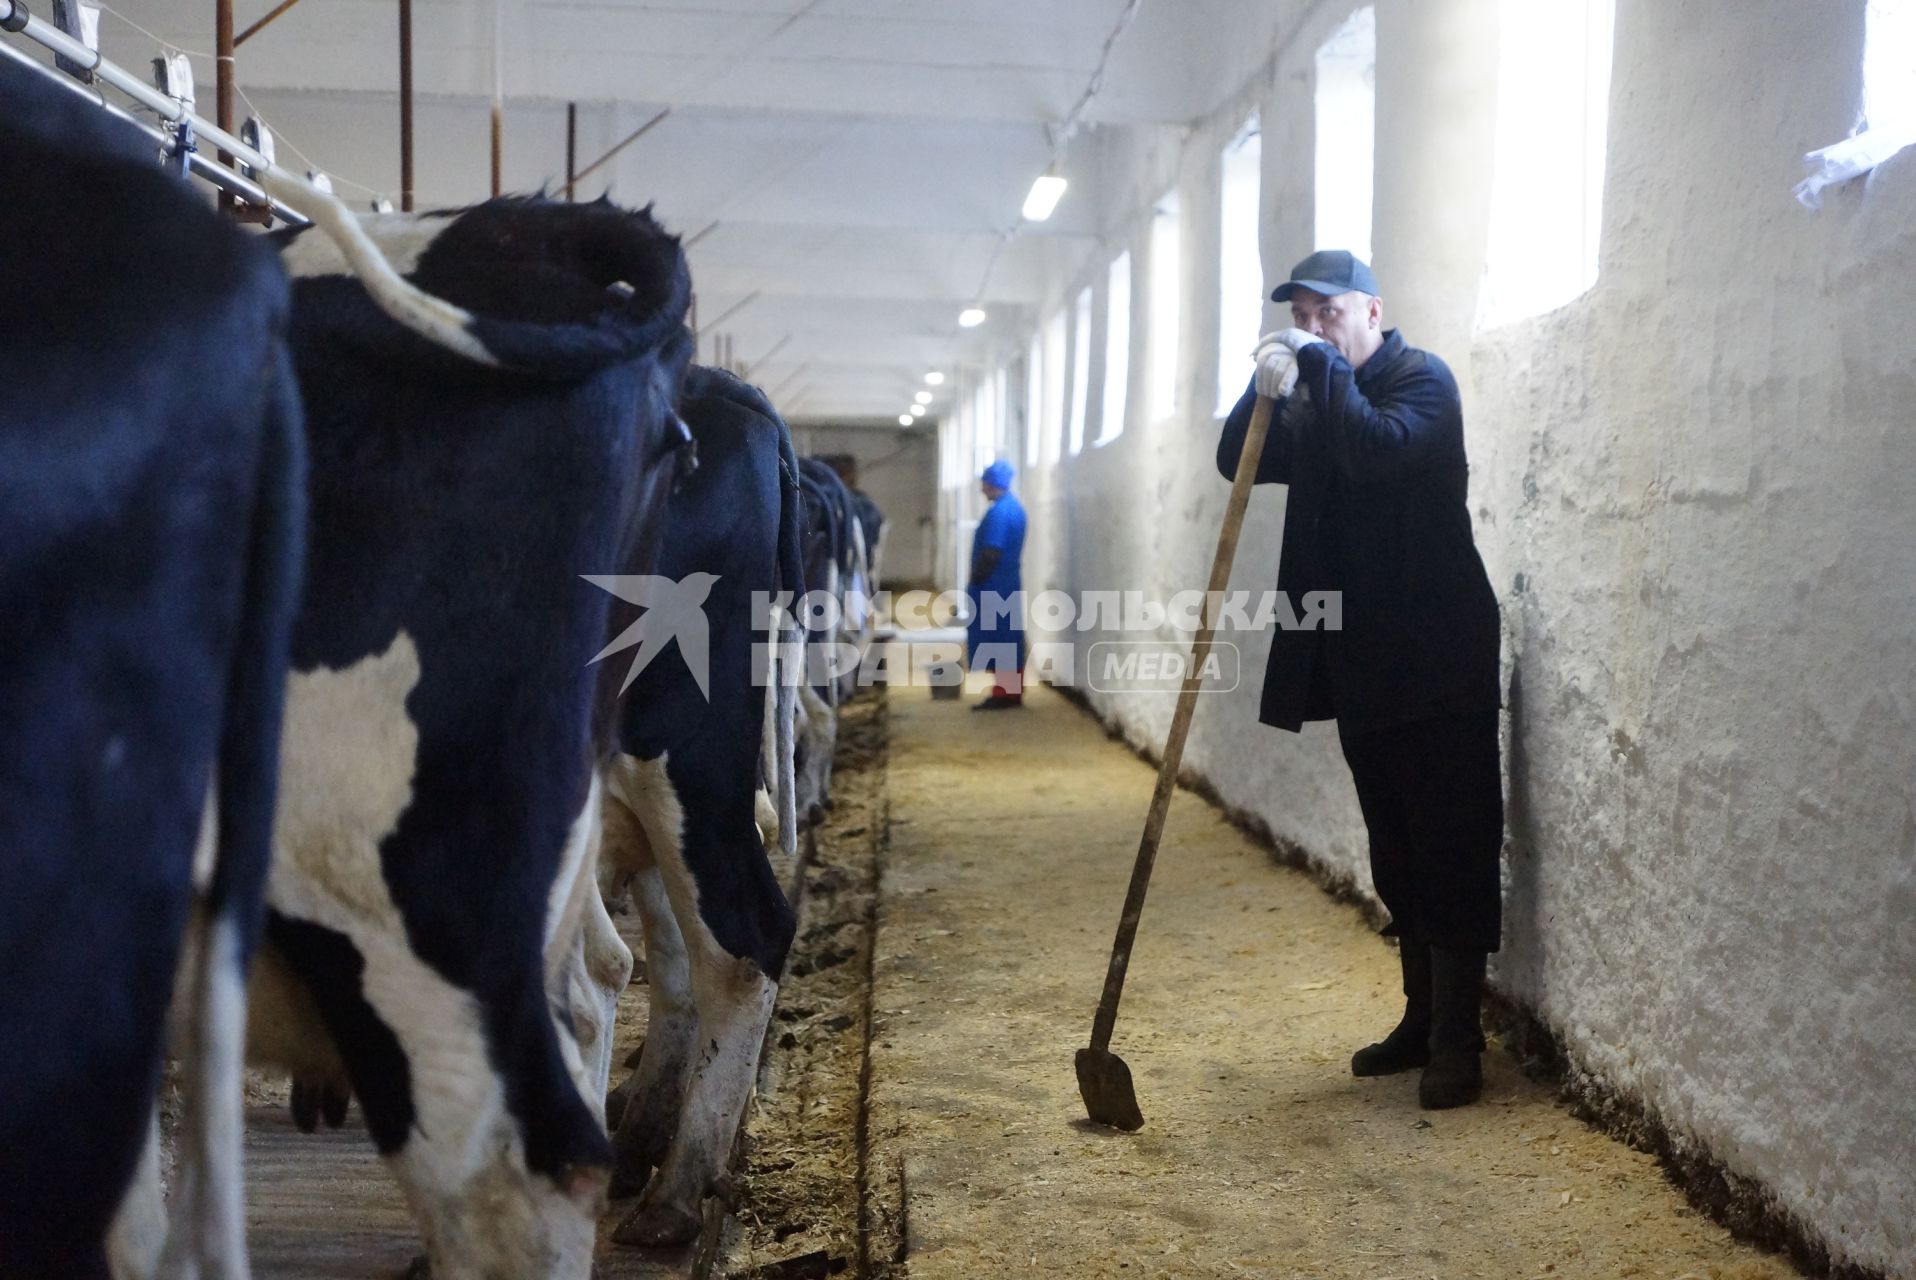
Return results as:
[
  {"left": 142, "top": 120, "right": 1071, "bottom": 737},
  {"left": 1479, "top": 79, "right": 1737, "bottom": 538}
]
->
[
  {"left": 774, "top": 430, "right": 804, "bottom": 860},
  {"left": 260, "top": 169, "right": 500, "bottom": 369},
  {"left": 160, "top": 344, "right": 308, "bottom": 1280}
]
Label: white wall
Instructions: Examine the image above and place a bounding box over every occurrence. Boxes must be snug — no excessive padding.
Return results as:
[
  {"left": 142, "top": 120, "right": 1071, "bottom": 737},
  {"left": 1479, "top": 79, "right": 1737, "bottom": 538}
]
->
[{"left": 938, "top": 2, "right": 1916, "bottom": 1274}]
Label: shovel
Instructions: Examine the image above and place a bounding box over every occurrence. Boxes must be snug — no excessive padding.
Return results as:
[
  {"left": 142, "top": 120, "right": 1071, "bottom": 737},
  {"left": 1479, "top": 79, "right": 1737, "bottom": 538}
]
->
[{"left": 1077, "top": 392, "right": 1275, "bottom": 1131}]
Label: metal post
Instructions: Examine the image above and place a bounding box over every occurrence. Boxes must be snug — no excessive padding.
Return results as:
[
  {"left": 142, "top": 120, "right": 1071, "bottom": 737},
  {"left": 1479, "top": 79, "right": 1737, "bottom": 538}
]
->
[
  {"left": 488, "top": 0, "right": 501, "bottom": 197},
  {"left": 215, "top": 0, "right": 233, "bottom": 212},
  {"left": 564, "top": 101, "right": 576, "bottom": 202},
  {"left": 490, "top": 105, "right": 501, "bottom": 196},
  {"left": 398, "top": 0, "right": 414, "bottom": 211}
]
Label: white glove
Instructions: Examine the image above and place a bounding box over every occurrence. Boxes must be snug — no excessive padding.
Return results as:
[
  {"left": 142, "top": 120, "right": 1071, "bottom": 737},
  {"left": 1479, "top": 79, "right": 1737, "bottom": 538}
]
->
[
  {"left": 1275, "top": 326, "right": 1327, "bottom": 354},
  {"left": 1253, "top": 344, "right": 1299, "bottom": 400}
]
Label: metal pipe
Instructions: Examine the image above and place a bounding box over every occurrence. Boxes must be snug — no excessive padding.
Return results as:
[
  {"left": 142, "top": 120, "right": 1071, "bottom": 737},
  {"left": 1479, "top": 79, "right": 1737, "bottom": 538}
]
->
[
  {"left": 215, "top": 0, "right": 233, "bottom": 212},
  {"left": 562, "top": 105, "right": 669, "bottom": 197},
  {"left": 564, "top": 101, "right": 576, "bottom": 202},
  {"left": 234, "top": 0, "right": 305, "bottom": 48},
  {"left": 700, "top": 289, "right": 761, "bottom": 334},
  {"left": 398, "top": 0, "right": 413, "bottom": 210},
  {"left": 0, "top": 33, "right": 308, "bottom": 223},
  {"left": 748, "top": 333, "right": 792, "bottom": 371},
  {"left": 488, "top": 0, "right": 501, "bottom": 196}
]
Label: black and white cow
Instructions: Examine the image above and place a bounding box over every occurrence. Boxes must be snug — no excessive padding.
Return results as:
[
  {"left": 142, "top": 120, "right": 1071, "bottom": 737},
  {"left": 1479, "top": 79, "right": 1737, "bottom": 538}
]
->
[
  {"left": 850, "top": 487, "right": 887, "bottom": 597},
  {"left": 591, "top": 365, "right": 804, "bottom": 1246},
  {"left": 792, "top": 467, "right": 846, "bottom": 822},
  {"left": 238, "top": 197, "right": 695, "bottom": 1278},
  {"left": 0, "top": 61, "right": 305, "bottom": 1280}
]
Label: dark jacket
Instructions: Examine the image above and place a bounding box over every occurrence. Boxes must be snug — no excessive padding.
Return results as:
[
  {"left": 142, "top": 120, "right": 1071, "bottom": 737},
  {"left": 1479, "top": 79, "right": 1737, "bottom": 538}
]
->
[{"left": 1216, "top": 329, "right": 1500, "bottom": 734}]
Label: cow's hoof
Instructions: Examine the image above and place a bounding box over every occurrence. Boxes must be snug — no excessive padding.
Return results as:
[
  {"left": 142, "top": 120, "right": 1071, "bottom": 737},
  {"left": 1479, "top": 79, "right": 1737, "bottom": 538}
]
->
[
  {"left": 612, "top": 1199, "right": 701, "bottom": 1248},
  {"left": 290, "top": 1081, "right": 320, "bottom": 1133},
  {"left": 320, "top": 1085, "right": 350, "bottom": 1128}
]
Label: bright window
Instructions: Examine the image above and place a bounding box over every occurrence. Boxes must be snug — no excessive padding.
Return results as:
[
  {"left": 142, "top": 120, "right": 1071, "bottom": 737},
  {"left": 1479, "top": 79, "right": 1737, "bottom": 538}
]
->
[
  {"left": 1024, "top": 334, "right": 1045, "bottom": 468},
  {"left": 1314, "top": 7, "right": 1375, "bottom": 261},
  {"left": 1148, "top": 191, "right": 1180, "bottom": 422},
  {"left": 971, "top": 377, "right": 997, "bottom": 477},
  {"left": 1098, "top": 252, "right": 1132, "bottom": 446},
  {"left": 1798, "top": 1, "right": 1916, "bottom": 206},
  {"left": 1068, "top": 286, "right": 1093, "bottom": 456},
  {"left": 1043, "top": 308, "right": 1068, "bottom": 463},
  {"left": 1215, "top": 113, "right": 1263, "bottom": 417},
  {"left": 1480, "top": 0, "right": 1615, "bottom": 327},
  {"left": 1866, "top": 0, "right": 1916, "bottom": 132}
]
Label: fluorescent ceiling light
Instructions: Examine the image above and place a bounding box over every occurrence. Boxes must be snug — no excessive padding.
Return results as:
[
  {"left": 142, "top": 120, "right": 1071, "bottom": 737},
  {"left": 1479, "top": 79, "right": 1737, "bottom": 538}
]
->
[
  {"left": 1022, "top": 171, "right": 1069, "bottom": 222},
  {"left": 959, "top": 307, "right": 988, "bottom": 328},
  {"left": 910, "top": 404, "right": 927, "bottom": 417},
  {"left": 897, "top": 414, "right": 915, "bottom": 426},
  {"left": 925, "top": 371, "right": 946, "bottom": 386},
  {"left": 914, "top": 391, "right": 933, "bottom": 405}
]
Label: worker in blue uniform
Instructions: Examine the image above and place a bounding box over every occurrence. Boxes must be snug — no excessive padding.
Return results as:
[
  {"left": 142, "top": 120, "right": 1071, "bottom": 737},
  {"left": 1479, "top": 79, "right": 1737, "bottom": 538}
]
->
[{"left": 965, "top": 459, "right": 1027, "bottom": 710}]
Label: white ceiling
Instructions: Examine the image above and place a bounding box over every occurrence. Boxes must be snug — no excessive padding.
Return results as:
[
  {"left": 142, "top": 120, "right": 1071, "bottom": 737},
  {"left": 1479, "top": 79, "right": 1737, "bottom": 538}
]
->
[{"left": 96, "top": 0, "right": 1289, "bottom": 422}]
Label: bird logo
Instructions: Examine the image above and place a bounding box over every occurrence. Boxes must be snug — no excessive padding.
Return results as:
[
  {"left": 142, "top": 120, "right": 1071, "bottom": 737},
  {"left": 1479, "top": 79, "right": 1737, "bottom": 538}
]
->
[{"left": 582, "top": 573, "right": 720, "bottom": 699}]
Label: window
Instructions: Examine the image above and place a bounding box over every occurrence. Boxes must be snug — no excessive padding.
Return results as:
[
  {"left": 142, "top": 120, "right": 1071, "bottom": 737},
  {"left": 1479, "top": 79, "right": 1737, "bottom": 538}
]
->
[
  {"left": 1796, "top": 0, "right": 1916, "bottom": 207},
  {"left": 971, "top": 377, "right": 997, "bottom": 478},
  {"left": 1314, "top": 7, "right": 1375, "bottom": 261},
  {"left": 1480, "top": 0, "right": 1615, "bottom": 326},
  {"left": 1866, "top": 0, "right": 1916, "bottom": 132},
  {"left": 1068, "top": 286, "right": 1093, "bottom": 456},
  {"left": 1148, "top": 191, "right": 1180, "bottom": 422},
  {"left": 1098, "top": 252, "right": 1132, "bottom": 446},
  {"left": 1024, "top": 334, "right": 1045, "bottom": 468},
  {"left": 1215, "top": 113, "right": 1263, "bottom": 417},
  {"left": 1043, "top": 308, "right": 1068, "bottom": 463}
]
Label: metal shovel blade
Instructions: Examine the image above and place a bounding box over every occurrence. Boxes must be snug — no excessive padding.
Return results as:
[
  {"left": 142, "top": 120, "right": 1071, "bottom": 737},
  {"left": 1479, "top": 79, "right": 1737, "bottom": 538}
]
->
[{"left": 1075, "top": 1046, "right": 1145, "bottom": 1131}]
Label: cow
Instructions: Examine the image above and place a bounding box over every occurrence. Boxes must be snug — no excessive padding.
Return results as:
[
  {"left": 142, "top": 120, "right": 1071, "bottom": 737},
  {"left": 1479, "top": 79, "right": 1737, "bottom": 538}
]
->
[
  {"left": 590, "top": 365, "right": 804, "bottom": 1246},
  {"left": 237, "top": 196, "right": 695, "bottom": 1278},
  {"left": 0, "top": 59, "right": 305, "bottom": 1280},
  {"left": 792, "top": 468, "right": 847, "bottom": 823},
  {"left": 850, "top": 487, "right": 887, "bottom": 597}
]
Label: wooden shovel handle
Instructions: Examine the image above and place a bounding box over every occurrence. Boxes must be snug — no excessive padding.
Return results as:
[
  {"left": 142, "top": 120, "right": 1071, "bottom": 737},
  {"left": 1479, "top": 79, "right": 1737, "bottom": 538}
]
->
[{"left": 1089, "top": 394, "right": 1275, "bottom": 1052}]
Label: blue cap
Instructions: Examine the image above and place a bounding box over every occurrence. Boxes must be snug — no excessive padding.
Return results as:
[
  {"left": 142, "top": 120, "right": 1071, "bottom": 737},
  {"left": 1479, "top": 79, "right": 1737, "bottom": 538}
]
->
[
  {"left": 982, "top": 460, "right": 1014, "bottom": 489},
  {"left": 1271, "top": 249, "right": 1379, "bottom": 302}
]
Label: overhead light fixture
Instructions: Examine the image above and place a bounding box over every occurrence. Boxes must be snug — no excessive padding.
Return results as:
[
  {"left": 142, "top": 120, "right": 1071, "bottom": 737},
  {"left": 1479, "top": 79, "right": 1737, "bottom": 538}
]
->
[
  {"left": 897, "top": 414, "right": 915, "bottom": 426},
  {"left": 959, "top": 306, "right": 988, "bottom": 328},
  {"left": 910, "top": 404, "right": 927, "bottom": 418},
  {"left": 1022, "top": 169, "right": 1069, "bottom": 222},
  {"left": 914, "top": 391, "right": 933, "bottom": 405},
  {"left": 925, "top": 371, "right": 946, "bottom": 386}
]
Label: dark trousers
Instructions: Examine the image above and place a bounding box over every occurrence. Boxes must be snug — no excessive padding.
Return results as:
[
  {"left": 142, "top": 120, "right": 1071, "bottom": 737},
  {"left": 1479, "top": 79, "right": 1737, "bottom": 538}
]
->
[{"left": 1336, "top": 712, "right": 1504, "bottom": 953}]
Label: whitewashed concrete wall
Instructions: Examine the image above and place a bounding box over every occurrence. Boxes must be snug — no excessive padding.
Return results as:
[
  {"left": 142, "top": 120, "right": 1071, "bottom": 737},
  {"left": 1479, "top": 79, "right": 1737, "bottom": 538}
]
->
[{"left": 941, "top": 1, "right": 1916, "bottom": 1274}]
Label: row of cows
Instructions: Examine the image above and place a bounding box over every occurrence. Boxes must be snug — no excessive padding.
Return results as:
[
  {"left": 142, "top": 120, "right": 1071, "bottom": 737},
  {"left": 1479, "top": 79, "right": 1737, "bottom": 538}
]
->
[{"left": 0, "top": 60, "right": 883, "bottom": 1280}]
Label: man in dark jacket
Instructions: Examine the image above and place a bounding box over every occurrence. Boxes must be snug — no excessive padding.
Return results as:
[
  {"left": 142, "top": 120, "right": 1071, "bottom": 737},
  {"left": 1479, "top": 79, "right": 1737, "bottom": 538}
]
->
[{"left": 1217, "top": 250, "right": 1503, "bottom": 1109}]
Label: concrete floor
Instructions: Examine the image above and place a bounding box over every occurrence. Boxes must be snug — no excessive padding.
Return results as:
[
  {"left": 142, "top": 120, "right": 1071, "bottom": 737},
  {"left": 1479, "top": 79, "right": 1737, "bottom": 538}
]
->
[{"left": 866, "top": 679, "right": 1800, "bottom": 1280}]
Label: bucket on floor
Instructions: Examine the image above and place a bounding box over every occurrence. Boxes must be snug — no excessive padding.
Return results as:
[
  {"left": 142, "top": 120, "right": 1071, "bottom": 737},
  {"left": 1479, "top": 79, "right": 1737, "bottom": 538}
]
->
[{"left": 927, "top": 659, "right": 964, "bottom": 698}]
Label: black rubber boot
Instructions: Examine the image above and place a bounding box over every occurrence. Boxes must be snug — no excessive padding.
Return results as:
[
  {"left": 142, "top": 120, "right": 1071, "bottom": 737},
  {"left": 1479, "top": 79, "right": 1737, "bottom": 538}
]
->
[
  {"left": 1419, "top": 948, "right": 1487, "bottom": 1110},
  {"left": 1351, "top": 942, "right": 1432, "bottom": 1077}
]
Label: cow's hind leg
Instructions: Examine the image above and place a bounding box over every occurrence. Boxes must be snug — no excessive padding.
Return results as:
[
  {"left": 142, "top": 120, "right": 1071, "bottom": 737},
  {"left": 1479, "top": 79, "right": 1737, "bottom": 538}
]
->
[
  {"left": 603, "top": 757, "right": 700, "bottom": 1199},
  {"left": 609, "top": 866, "right": 697, "bottom": 1198},
  {"left": 613, "top": 764, "right": 790, "bottom": 1248}
]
